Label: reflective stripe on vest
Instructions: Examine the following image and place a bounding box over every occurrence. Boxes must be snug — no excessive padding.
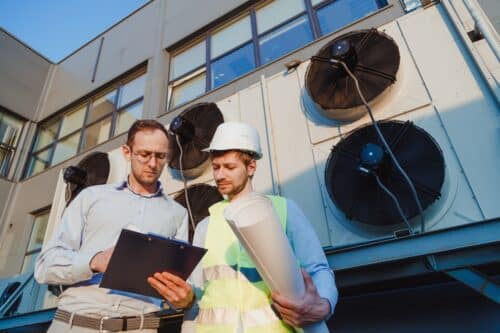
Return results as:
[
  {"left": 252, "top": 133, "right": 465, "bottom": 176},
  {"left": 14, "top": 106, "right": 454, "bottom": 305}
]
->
[{"left": 197, "top": 195, "right": 294, "bottom": 333}]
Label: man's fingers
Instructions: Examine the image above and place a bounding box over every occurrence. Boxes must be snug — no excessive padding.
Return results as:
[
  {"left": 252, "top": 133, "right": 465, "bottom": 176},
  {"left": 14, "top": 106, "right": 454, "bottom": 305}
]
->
[
  {"left": 148, "top": 274, "right": 193, "bottom": 308},
  {"left": 160, "top": 271, "right": 188, "bottom": 288}
]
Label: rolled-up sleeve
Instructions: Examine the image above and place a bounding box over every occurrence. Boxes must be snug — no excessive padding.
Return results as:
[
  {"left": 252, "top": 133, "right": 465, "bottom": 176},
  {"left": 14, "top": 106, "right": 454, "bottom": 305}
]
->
[
  {"left": 286, "top": 199, "right": 338, "bottom": 318},
  {"left": 34, "top": 189, "right": 96, "bottom": 285}
]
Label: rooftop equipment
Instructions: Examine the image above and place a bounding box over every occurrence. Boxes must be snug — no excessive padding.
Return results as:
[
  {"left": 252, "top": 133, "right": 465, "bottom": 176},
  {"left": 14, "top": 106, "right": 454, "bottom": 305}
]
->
[
  {"left": 325, "top": 120, "right": 445, "bottom": 230},
  {"left": 174, "top": 183, "right": 223, "bottom": 242},
  {"left": 169, "top": 102, "right": 224, "bottom": 179},
  {"left": 63, "top": 152, "right": 110, "bottom": 205},
  {"left": 306, "top": 29, "right": 400, "bottom": 121}
]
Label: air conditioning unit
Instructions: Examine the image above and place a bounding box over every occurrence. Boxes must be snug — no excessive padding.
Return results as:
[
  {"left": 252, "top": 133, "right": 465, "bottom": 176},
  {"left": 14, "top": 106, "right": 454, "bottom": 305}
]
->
[
  {"left": 291, "top": 21, "right": 494, "bottom": 247},
  {"left": 218, "top": 17, "right": 498, "bottom": 248}
]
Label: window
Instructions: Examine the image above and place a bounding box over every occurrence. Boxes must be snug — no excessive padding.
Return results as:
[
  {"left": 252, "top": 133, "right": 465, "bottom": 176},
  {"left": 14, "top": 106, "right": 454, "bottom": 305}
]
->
[
  {"left": 315, "top": 0, "right": 384, "bottom": 35},
  {"left": 21, "top": 210, "right": 50, "bottom": 274},
  {"left": 25, "top": 69, "right": 146, "bottom": 178},
  {"left": 0, "top": 109, "right": 24, "bottom": 178},
  {"left": 167, "top": 0, "right": 387, "bottom": 109}
]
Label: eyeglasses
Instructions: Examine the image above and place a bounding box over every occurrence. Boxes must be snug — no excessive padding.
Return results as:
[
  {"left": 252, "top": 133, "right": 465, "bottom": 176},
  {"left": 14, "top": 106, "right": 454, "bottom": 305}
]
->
[{"left": 131, "top": 149, "right": 169, "bottom": 163}]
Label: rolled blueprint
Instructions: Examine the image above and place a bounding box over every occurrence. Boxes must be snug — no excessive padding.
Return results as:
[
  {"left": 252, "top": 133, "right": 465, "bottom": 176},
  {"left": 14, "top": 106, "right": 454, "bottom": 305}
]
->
[{"left": 224, "top": 192, "right": 328, "bottom": 333}]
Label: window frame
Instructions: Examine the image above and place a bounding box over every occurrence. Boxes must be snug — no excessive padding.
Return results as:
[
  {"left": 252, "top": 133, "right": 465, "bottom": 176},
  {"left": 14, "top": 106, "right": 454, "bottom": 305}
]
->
[
  {"left": 166, "top": 0, "right": 389, "bottom": 111},
  {"left": 21, "top": 208, "right": 50, "bottom": 274},
  {"left": 24, "top": 67, "right": 147, "bottom": 178},
  {"left": 0, "top": 107, "right": 26, "bottom": 179}
]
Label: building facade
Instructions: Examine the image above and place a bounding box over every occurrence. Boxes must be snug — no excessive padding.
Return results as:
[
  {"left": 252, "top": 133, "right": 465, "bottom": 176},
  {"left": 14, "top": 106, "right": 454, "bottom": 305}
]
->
[{"left": 0, "top": 0, "right": 499, "bottom": 331}]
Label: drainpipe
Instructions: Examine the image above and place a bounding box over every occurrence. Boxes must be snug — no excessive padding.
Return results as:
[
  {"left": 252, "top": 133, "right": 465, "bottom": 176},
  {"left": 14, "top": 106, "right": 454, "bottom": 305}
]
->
[
  {"left": 462, "top": 0, "right": 500, "bottom": 61},
  {"left": 440, "top": 0, "right": 500, "bottom": 104}
]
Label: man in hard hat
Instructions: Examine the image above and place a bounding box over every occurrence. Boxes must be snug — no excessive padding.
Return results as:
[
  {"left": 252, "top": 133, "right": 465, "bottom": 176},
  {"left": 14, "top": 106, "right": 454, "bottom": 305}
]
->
[
  {"left": 149, "top": 121, "right": 338, "bottom": 332},
  {"left": 35, "top": 120, "right": 192, "bottom": 332}
]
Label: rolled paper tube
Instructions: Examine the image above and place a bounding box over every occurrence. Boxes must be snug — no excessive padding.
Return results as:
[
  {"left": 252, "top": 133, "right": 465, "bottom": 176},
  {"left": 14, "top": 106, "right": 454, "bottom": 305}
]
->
[{"left": 224, "top": 192, "right": 328, "bottom": 333}]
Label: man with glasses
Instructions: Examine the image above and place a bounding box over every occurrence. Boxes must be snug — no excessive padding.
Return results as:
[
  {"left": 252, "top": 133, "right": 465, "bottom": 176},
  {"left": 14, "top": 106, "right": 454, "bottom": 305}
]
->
[{"left": 35, "top": 120, "right": 191, "bottom": 332}]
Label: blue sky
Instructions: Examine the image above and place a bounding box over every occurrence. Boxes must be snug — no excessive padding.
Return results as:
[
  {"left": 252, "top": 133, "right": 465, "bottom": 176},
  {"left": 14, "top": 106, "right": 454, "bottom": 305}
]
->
[{"left": 0, "top": 0, "right": 149, "bottom": 62}]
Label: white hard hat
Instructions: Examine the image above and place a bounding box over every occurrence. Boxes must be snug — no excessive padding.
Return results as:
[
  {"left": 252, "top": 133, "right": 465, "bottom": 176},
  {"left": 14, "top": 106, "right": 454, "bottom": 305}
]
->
[{"left": 203, "top": 122, "right": 262, "bottom": 159}]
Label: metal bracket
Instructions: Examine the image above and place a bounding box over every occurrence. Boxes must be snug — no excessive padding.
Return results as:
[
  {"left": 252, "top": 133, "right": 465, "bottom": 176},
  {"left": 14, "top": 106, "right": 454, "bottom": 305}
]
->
[{"left": 444, "top": 267, "right": 500, "bottom": 304}]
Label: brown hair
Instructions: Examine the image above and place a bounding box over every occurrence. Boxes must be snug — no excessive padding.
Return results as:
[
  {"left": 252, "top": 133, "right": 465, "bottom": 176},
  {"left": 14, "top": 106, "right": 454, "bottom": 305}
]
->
[
  {"left": 211, "top": 150, "right": 254, "bottom": 166},
  {"left": 126, "top": 119, "right": 169, "bottom": 147}
]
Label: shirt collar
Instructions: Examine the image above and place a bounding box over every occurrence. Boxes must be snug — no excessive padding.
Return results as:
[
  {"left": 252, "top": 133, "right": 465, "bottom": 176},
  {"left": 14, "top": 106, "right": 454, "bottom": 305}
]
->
[{"left": 115, "top": 177, "right": 164, "bottom": 198}]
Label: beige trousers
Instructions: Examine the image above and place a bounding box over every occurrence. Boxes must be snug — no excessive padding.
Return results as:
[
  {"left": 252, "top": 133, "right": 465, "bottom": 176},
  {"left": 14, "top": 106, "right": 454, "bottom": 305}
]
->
[{"left": 47, "top": 319, "right": 157, "bottom": 333}]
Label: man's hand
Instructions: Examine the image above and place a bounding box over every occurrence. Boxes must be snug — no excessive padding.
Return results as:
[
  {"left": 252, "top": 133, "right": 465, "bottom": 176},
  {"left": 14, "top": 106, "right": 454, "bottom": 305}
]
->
[
  {"left": 147, "top": 272, "right": 194, "bottom": 309},
  {"left": 271, "top": 269, "right": 330, "bottom": 328},
  {"left": 89, "top": 247, "right": 114, "bottom": 273}
]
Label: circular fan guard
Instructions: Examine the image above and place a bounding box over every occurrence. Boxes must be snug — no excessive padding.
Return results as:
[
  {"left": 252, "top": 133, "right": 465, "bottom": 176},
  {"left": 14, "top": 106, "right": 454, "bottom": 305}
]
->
[
  {"left": 169, "top": 102, "right": 224, "bottom": 176},
  {"left": 306, "top": 29, "right": 400, "bottom": 121},
  {"left": 325, "top": 121, "right": 445, "bottom": 227},
  {"left": 174, "top": 183, "right": 223, "bottom": 242},
  {"left": 64, "top": 152, "right": 110, "bottom": 205}
]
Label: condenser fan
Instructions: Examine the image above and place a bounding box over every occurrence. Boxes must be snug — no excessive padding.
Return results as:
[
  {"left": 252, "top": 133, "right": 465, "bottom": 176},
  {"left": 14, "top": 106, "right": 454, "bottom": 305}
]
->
[
  {"left": 306, "top": 28, "right": 400, "bottom": 121},
  {"left": 64, "top": 152, "right": 110, "bottom": 205},
  {"left": 169, "top": 102, "right": 224, "bottom": 178},
  {"left": 174, "top": 184, "right": 223, "bottom": 242},
  {"left": 325, "top": 121, "right": 445, "bottom": 227}
]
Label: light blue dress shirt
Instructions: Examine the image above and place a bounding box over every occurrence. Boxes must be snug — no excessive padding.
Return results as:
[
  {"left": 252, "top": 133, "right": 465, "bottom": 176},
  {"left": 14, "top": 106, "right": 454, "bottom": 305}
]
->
[{"left": 35, "top": 180, "right": 188, "bottom": 316}]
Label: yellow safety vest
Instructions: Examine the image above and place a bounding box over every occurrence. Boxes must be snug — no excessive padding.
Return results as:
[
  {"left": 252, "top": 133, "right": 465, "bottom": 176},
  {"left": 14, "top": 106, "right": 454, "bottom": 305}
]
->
[{"left": 196, "top": 195, "right": 295, "bottom": 333}]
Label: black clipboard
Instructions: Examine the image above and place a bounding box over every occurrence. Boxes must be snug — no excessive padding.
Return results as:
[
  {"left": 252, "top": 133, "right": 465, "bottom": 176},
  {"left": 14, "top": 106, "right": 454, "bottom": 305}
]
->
[{"left": 100, "top": 229, "right": 207, "bottom": 298}]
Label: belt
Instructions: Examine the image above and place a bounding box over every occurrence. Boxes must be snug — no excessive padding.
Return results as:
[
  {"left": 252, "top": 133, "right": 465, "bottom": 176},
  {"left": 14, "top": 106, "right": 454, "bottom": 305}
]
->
[{"left": 54, "top": 309, "right": 161, "bottom": 332}]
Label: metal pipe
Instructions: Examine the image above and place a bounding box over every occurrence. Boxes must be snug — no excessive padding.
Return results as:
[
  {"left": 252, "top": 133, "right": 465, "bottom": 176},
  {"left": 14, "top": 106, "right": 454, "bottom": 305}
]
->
[
  {"left": 461, "top": 0, "right": 500, "bottom": 61},
  {"left": 440, "top": 0, "right": 500, "bottom": 104}
]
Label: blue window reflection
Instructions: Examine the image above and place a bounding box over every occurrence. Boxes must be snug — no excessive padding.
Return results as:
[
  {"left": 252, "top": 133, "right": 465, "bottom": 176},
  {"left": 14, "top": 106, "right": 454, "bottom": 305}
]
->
[
  {"left": 259, "top": 15, "right": 313, "bottom": 65},
  {"left": 211, "top": 43, "right": 255, "bottom": 88},
  {"left": 317, "top": 0, "right": 386, "bottom": 36}
]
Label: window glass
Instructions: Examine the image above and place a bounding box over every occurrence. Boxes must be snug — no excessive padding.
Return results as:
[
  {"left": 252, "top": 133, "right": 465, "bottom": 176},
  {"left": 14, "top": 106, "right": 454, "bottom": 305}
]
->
[
  {"left": 26, "top": 212, "right": 49, "bottom": 252},
  {"left": 0, "top": 113, "right": 23, "bottom": 147},
  {"left": 170, "top": 41, "right": 206, "bottom": 80},
  {"left": 317, "top": 0, "right": 382, "bottom": 35},
  {"left": 88, "top": 90, "right": 116, "bottom": 123},
  {"left": 26, "top": 148, "right": 52, "bottom": 176},
  {"left": 259, "top": 14, "right": 313, "bottom": 64},
  {"left": 0, "top": 147, "right": 12, "bottom": 176},
  {"left": 118, "top": 74, "right": 146, "bottom": 108},
  {"left": 59, "top": 106, "right": 86, "bottom": 138},
  {"left": 34, "top": 120, "right": 60, "bottom": 151},
  {"left": 211, "top": 16, "right": 252, "bottom": 59},
  {"left": 170, "top": 72, "right": 206, "bottom": 109},
  {"left": 115, "top": 101, "right": 143, "bottom": 135},
  {"left": 256, "top": 0, "right": 305, "bottom": 34},
  {"left": 51, "top": 132, "right": 81, "bottom": 165},
  {"left": 211, "top": 43, "right": 255, "bottom": 89},
  {"left": 21, "top": 252, "right": 40, "bottom": 274},
  {"left": 82, "top": 116, "right": 112, "bottom": 150}
]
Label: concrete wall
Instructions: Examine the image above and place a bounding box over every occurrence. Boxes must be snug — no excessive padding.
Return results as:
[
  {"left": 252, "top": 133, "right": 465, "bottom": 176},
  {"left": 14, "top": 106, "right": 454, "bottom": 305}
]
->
[
  {"left": 162, "top": 0, "right": 248, "bottom": 48},
  {"left": 0, "top": 177, "right": 15, "bottom": 236},
  {"left": 41, "top": 1, "right": 162, "bottom": 119},
  {"left": 0, "top": 132, "right": 127, "bottom": 277},
  {"left": 0, "top": 29, "right": 51, "bottom": 121}
]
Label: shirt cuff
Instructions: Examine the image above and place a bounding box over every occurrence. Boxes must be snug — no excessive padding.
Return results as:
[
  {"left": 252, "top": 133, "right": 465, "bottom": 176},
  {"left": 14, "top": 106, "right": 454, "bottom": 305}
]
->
[{"left": 72, "top": 251, "right": 97, "bottom": 281}]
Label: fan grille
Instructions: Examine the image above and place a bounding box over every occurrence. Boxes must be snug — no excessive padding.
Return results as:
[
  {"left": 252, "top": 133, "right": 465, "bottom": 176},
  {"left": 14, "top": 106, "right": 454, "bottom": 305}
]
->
[
  {"left": 174, "top": 183, "right": 223, "bottom": 242},
  {"left": 306, "top": 29, "right": 400, "bottom": 120},
  {"left": 325, "top": 121, "right": 445, "bottom": 226},
  {"left": 66, "top": 152, "right": 110, "bottom": 205},
  {"left": 169, "top": 103, "right": 224, "bottom": 173}
]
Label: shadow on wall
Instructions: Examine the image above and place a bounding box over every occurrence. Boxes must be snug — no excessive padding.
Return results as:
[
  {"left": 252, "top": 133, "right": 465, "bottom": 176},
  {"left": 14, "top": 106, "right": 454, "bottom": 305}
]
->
[{"left": 327, "top": 278, "right": 500, "bottom": 333}]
